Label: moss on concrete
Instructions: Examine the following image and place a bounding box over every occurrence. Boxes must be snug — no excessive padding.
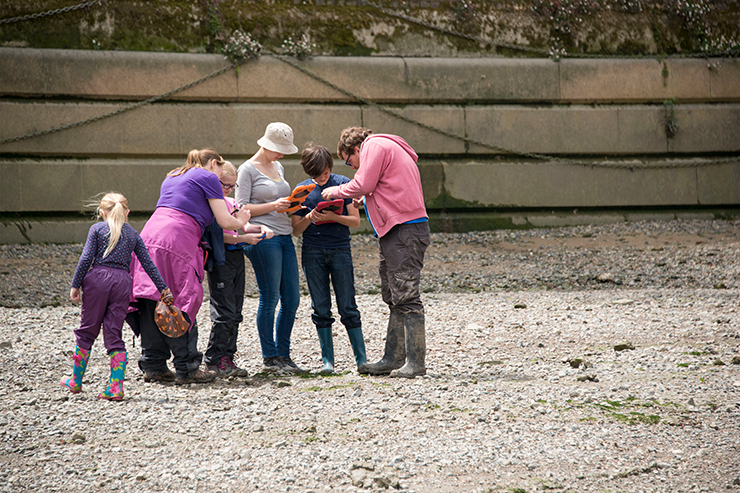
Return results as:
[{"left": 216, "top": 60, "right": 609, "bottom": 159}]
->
[{"left": 1, "top": 1, "right": 738, "bottom": 56}]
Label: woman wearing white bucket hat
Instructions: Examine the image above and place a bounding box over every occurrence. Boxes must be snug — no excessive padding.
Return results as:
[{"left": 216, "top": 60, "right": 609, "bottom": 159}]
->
[{"left": 236, "top": 122, "right": 305, "bottom": 374}]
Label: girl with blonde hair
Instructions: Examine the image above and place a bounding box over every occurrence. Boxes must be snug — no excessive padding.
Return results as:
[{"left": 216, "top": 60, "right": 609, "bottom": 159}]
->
[
  {"left": 62, "top": 192, "right": 170, "bottom": 401},
  {"left": 204, "top": 162, "right": 273, "bottom": 376}
]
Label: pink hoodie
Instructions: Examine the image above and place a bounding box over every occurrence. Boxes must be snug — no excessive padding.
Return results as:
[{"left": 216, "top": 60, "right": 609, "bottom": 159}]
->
[{"left": 333, "top": 134, "right": 427, "bottom": 238}]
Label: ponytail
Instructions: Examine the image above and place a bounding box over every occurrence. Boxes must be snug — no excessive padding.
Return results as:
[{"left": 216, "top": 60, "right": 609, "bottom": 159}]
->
[
  {"left": 169, "top": 148, "right": 223, "bottom": 177},
  {"left": 97, "top": 192, "right": 129, "bottom": 258}
]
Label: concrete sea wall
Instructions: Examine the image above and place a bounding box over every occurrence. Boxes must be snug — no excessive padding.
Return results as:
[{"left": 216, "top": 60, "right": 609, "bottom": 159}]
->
[{"left": 1, "top": 48, "right": 739, "bottom": 242}]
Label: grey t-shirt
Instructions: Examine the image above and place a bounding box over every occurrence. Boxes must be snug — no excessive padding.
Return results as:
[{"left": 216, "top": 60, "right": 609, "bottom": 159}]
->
[{"left": 235, "top": 159, "right": 293, "bottom": 236}]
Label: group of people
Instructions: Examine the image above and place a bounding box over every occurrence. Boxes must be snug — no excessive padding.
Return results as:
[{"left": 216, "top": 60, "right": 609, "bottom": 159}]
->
[{"left": 60, "top": 123, "right": 431, "bottom": 401}]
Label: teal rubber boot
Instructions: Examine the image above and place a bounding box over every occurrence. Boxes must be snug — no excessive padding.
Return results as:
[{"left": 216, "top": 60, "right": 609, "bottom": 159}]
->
[
  {"left": 60, "top": 346, "right": 90, "bottom": 393},
  {"left": 346, "top": 327, "right": 367, "bottom": 369},
  {"left": 98, "top": 351, "right": 127, "bottom": 401},
  {"left": 316, "top": 327, "right": 334, "bottom": 374}
]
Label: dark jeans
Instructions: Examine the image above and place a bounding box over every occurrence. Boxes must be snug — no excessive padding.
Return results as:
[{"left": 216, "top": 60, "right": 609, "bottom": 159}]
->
[
  {"left": 136, "top": 298, "right": 202, "bottom": 377},
  {"left": 301, "top": 245, "right": 361, "bottom": 330},
  {"left": 378, "top": 222, "right": 430, "bottom": 315},
  {"left": 205, "top": 249, "right": 245, "bottom": 365},
  {"left": 244, "top": 235, "right": 300, "bottom": 359}
]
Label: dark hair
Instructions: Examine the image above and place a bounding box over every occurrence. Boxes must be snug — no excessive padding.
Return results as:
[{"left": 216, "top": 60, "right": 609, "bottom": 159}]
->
[
  {"left": 300, "top": 143, "right": 333, "bottom": 178},
  {"left": 337, "top": 126, "right": 372, "bottom": 158}
]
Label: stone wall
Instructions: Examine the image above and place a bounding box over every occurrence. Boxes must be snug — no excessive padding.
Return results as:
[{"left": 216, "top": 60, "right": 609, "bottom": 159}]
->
[{"left": 1, "top": 48, "right": 739, "bottom": 242}]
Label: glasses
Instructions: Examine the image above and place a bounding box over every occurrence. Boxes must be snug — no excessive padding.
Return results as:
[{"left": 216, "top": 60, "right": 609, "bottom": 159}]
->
[
  {"left": 221, "top": 182, "right": 238, "bottom": 191},
  {"left": 344, "top": 151, "right": 353, "bottom": 167}
]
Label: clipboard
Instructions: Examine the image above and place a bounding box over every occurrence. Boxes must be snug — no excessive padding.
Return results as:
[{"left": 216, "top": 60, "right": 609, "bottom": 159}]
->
[
  {"left": 277, "top": 184, "right": 316, "bottom": 213},
  {"left": 313, "top": 199, "right": 345, "bottom": 225}
]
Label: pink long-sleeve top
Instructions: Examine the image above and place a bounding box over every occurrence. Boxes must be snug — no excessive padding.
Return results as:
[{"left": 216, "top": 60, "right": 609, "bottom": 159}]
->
[{"left": 331, "top": 134, "right": 427, "bottom": 238}]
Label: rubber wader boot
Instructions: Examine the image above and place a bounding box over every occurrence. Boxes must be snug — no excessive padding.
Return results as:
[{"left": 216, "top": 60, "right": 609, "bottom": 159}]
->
[
  {"left": 98, "top": 350, "right": 127, "bottom": 401},
  {"left": 390, "top": 312, "right": 426, "bottom": 378},
  {"left": 60, "top": 346, "right": 90, "bottom": 393},
  {"left": 346, "top": 327, "right": 367, "bottom": 369},
  {"left": 358, "top": 310, "right": 406, "bottom": 375},
  {"left": 316, "top": 327, "right": 334, "bottom": 374}
]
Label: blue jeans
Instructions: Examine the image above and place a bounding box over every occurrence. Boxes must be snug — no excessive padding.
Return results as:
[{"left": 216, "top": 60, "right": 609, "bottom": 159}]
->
[
  {"left": 301, "top": 245, "right": 361, "bottom": 330},
  {"left": 244, "top": 235, "right": 300, "bottom": 358}
]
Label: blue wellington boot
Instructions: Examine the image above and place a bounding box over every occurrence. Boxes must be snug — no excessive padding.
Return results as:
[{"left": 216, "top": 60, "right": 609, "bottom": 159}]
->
[
  {"left": 346, "top": 327, "right": 367, "bottom": 369},
  {"left": 60, "top": 346, "right": 90, "bottom": 393},
  {"left": 316, "top": 327, "right": 334, "bottom": 374}
]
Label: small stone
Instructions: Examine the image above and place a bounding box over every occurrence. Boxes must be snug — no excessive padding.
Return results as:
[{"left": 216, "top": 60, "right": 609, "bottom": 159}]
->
[
  {"left": 577, "top": 375, "right": 599, "bottom": 382},
  {"left": 252, "top": 424, "right": 264, "bottom": 432},
  {"left": 612, "top": 299, "right": 634, "bottom": 305},
  {"left": 596, "top": 273, "right": 615, "bottom": 283},
  {"left": 614, "top": 342, "right": 635, "bottom": 351},
  {"left": 514, "top": 303, "right": 527, "bottom": 309},
  {"left": 713, "top": 359, "right": 725, "bottom": 366},
  {"left": 275, "top": 380, "right": 292, "bottom": 388},
  {"left": 731, "top": 356, "right": 740, "bottom": 365},
  {"left": 351, "top": 461, "right": 375, "bottom": 471},
  {"left": 71, "top": 433, "right": 85, "bottom": 444},
  {"left": 0, "top": 341, "right": 11, "bottom": 349}
]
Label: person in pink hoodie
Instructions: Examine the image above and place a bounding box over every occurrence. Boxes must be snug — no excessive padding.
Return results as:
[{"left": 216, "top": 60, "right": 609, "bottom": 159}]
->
[{"left": 321, "top": 127, "right": 430, "bottom": 378}]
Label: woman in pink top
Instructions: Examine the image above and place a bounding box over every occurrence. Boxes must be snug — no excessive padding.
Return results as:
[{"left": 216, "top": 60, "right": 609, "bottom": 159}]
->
[{"left": 322, "top": 127, "right": 431, "bottom": 378}]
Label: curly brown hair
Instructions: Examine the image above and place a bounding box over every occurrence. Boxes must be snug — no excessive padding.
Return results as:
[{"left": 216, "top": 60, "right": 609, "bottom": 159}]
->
[{"left": 336, "top": 126, "right": 372, "bottom": 158}]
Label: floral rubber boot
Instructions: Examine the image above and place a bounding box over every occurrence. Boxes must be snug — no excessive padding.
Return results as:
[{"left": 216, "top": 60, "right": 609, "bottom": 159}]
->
[
  {"left": 60, "top": 346, "right": 90, "bottom": 393},
  {"left": 98, "top": 351, "right": 127, "bottom": 401}
]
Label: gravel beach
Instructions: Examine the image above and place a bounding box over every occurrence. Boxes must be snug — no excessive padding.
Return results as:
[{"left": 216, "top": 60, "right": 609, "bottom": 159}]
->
[{"left": 1, "top": 218, "right": 739, "bottom": 493}]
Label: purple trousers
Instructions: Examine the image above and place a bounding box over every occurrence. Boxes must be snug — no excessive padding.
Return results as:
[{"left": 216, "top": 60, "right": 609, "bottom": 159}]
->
[{"left": 75, "top": 265, "right": 131, "bottom": 354}]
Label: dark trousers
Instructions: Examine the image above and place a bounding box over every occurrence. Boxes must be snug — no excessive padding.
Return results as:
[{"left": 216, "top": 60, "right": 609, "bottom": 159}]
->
[
  {"left": 205, "top": 248, "right": 245, "bottom": 365},
  {"left": 378, "top": 222, "right": 431, "bottom": 315},
  {"left": 136, "top": 298, "right": 202, "bottom": 377}
]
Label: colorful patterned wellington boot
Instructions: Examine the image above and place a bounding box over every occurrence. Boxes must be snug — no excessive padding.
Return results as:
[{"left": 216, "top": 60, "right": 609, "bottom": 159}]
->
[
  {"left": 60, "top": 346, "right": 90, "bottom": 393},
  {"left": 98, "top": 351, "right": 127, "bottom": 401}
]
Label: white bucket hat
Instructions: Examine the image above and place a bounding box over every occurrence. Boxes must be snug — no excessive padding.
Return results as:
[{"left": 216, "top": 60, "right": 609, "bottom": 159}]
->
[{"left": 257, "top": 122, "right": 298, "bottom": 155}]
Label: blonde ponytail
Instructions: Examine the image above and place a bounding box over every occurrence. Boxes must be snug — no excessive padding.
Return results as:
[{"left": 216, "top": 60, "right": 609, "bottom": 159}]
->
[
  {"left": 97, "top": 192, "right": 129, "bottom": 258},
  {"left": 169, "top": 148, "right": 224, "bottom": 177}
]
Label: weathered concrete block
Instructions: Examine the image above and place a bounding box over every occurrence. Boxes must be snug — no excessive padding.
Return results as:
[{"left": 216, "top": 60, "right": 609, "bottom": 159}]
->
[
  {"left": 404, "top": 58, "right": 559, "bottom": 102},
  {"left": 440, "top": 159, "right": 698, "bottom": 208},
  {"left": 696, "top": 159, "right": 740, "bottom": 205},
  {"left": 0, "top": 102, "right": 362, "bottom": 156},
  {"left": 668, "top": 104, "right": 740, "bottom": 153},
  {"left": 18, "top": 162, "right": 84, "bottom": 212},
  {"left": 0, "top": 48, "right": 238, "bottom": 101},
  {"left": 297, "top": 57, "right": 410, "bottom": 102},
  {"left": 709, "top": 59, "right": 740, "bottom": 101},
  {"left": 465, "top": 105, "right": 666, "bottom": 155},
  {"left": 526, "top": 213, "right": 625, "bottom": 227},
  {"left": 560, "top": 59, "right": 711, "bottom": 103},
  {"left": 0, "top": 48, "right": 46, "bottom": 96},
  {"left": 362, "top": 106, "right": 466, "bottom": 154}
]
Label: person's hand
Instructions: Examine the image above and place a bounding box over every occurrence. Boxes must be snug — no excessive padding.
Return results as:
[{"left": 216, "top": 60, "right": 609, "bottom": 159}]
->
[
  {"left": 243, "top": 233, "right": 265, "bottom": 245},
  {"left": 160, "top": 288, "right": 174, "bottom": 305},
  {"left": 352, "top": 197, "right": 364, "bottom": 209},
  {"left": 273, "top": 197, "right": 292, "bottom": 212},
  {"left": 70, "top": 287, "right": 81, "bottom": 303},
  {"left": 260, "top": 226, "right": 274, "bottom": 239},
  {"left": 310, "top": 210, "right": 334, "bottom": 223},
  {"left": 234, "top": 206, "right": 251, "bottom": 226},
  {"left": 321, "top": 187, "right": 339, "bottom": 200}
]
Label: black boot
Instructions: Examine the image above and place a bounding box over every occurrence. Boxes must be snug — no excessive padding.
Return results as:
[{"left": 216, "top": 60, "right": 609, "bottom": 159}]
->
[
  {"left": 358, "top": 310, "right": 406, "bottom": 375},
  {"left": 390, "top": 312, "right": 426, "bottom": 378}
]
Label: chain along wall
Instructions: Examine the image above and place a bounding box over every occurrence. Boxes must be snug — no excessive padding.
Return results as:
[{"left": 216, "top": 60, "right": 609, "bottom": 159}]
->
[{"left": 1, "top": 48, "right": 740, "bottom": 241}]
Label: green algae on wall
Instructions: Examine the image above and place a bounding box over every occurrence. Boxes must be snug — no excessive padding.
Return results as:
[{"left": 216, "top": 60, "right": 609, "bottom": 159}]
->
[{"left": 1, "top": 1, "right": 738, "bottom": 56}]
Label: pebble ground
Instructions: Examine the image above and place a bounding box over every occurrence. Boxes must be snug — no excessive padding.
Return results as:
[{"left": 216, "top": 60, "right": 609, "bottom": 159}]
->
[{"left": 1, "top": 218, "right": 739, "bottom": 493}]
